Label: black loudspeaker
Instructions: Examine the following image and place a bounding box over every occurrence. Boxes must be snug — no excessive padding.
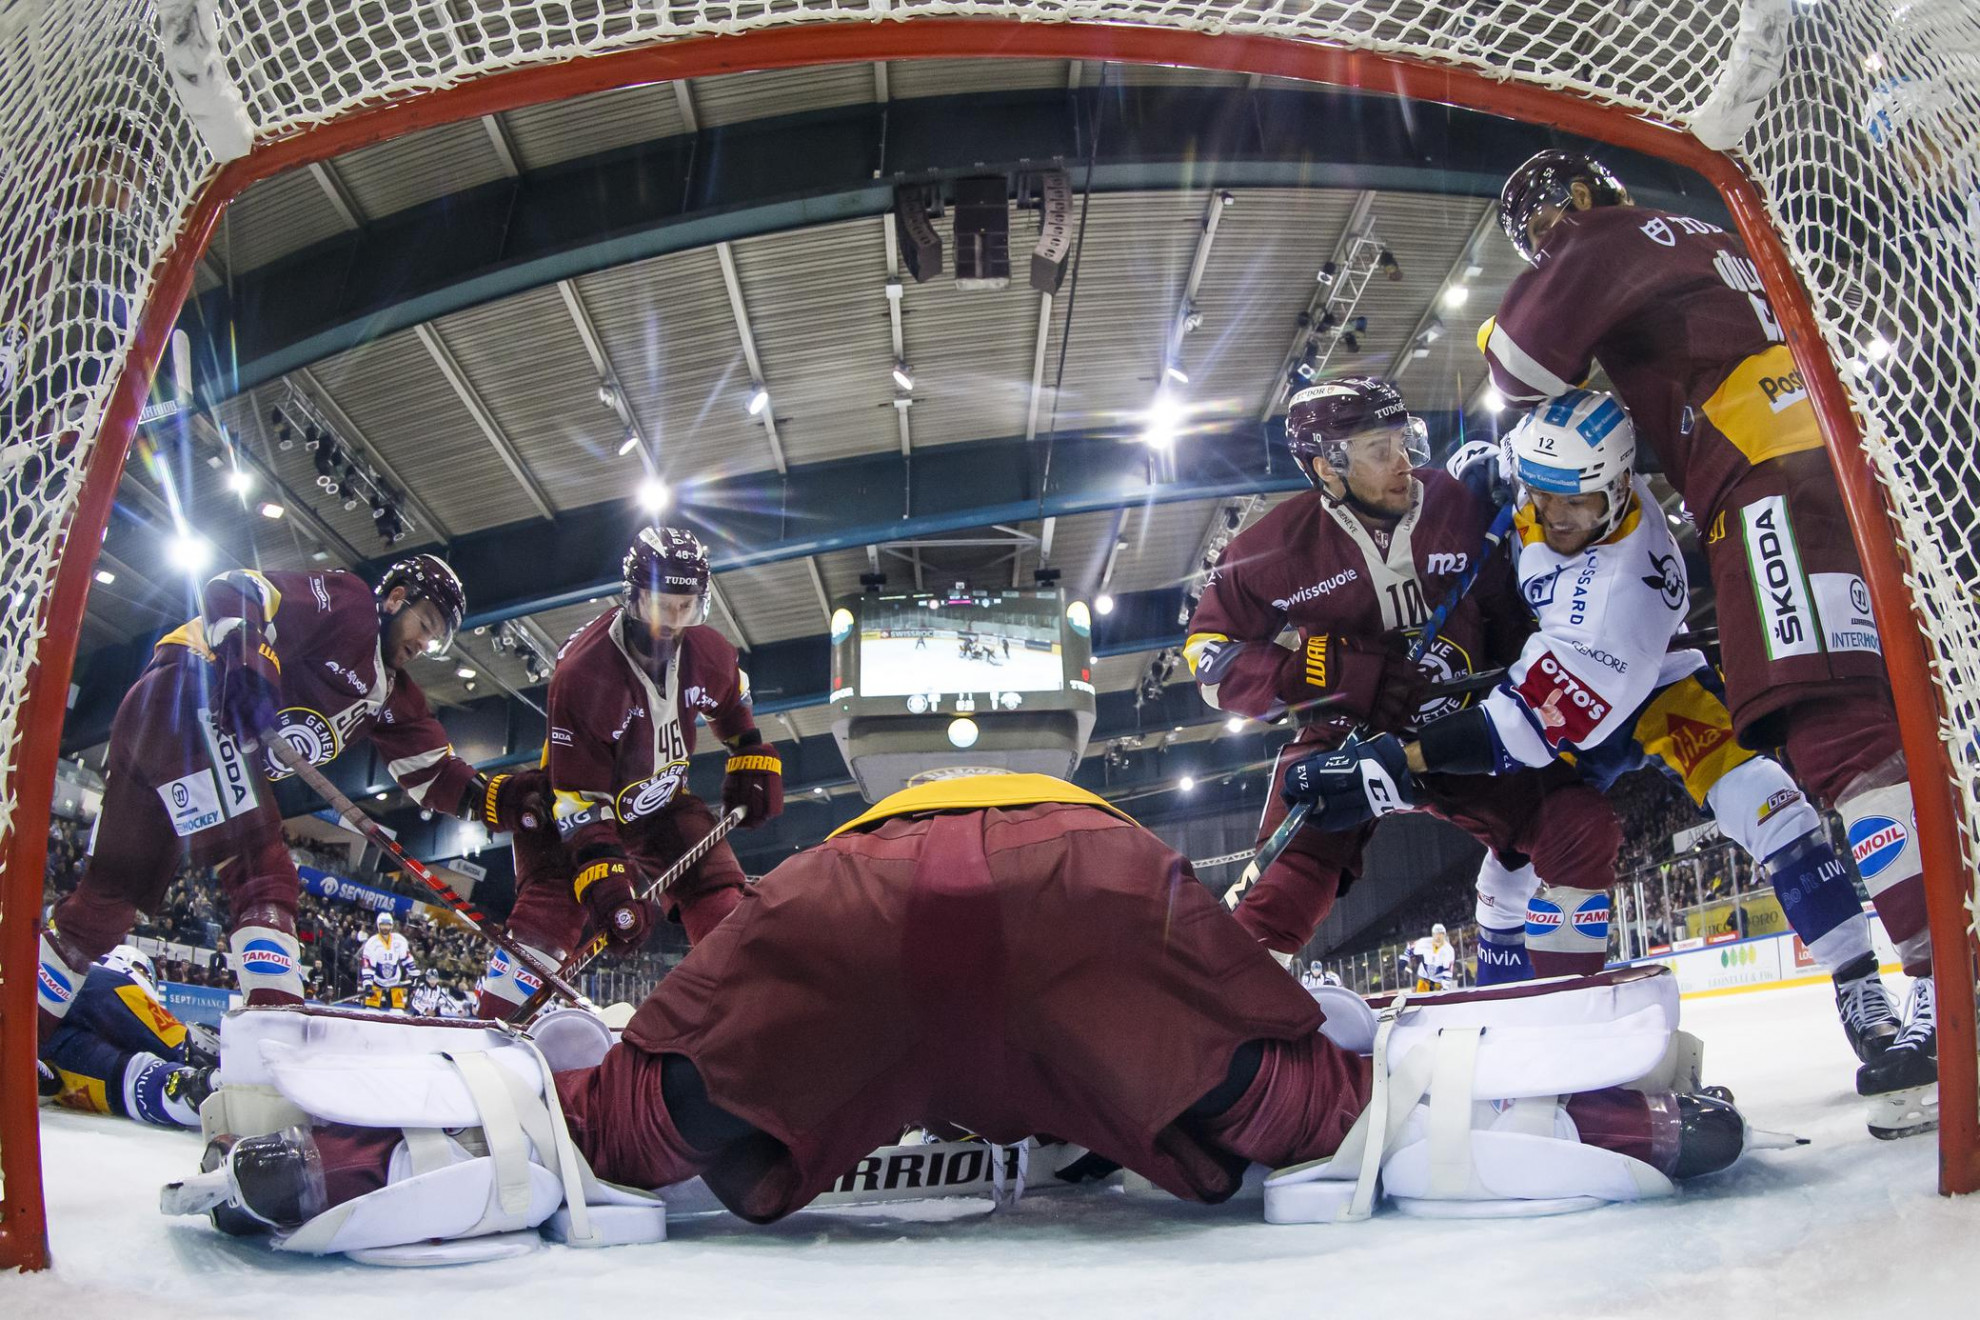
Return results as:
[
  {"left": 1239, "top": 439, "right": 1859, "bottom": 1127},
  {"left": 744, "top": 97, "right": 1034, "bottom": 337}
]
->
[
  {"left": 952, "top": 175, "right": 1011, "bottom": 291},
  {"left": 895, "top": 186, "right": 942, "bottom": 284},
  {"left": 1029, "top": 170, "right": 1074, "bottom": 294}
]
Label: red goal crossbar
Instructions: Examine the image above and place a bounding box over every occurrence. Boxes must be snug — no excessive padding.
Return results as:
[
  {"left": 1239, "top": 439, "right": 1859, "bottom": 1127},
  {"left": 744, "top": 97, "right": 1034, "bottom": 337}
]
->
[{"left": 4, "top": 17, "right": 1971, "bottom": 1272}]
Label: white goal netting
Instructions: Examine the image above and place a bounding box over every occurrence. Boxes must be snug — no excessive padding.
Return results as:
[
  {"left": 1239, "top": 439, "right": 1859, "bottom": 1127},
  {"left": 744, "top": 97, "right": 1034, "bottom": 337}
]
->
[{"left": 2, "top": 0, "right": 1977, "bottom": 1237}]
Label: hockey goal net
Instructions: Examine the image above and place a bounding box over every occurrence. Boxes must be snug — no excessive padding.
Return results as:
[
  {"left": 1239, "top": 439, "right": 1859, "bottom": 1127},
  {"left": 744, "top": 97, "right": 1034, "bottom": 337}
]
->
[{"left": 2, "top": 0, "right": 1975, "bottom": 1268}]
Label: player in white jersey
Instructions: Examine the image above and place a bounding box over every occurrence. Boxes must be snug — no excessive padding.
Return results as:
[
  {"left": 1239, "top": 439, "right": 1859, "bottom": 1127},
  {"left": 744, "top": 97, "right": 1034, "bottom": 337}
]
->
[
  {"left": 1287, "top": 393, "right": 1909, "bottom": 1104},
  {"left": 359, "top": 912, "right": 417, "bottom": 1014},
  {"left": 1410, "top": 923, "right": 1459, "bottom": 991}
]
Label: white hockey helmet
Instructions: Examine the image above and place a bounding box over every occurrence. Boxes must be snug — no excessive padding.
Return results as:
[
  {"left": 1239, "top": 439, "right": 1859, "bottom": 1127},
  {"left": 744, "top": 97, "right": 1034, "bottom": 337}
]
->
[
  {"left": 1505, "top": 389, "right": 1637, "bottom": 542},
  {"left": 1431, "top": 922, "right": 1448, "bottom": 937},
  {"left": 100, "top": 944, "right": 157, "bottom": 985},
  {"left": 376, "top": 911, "right": 395, "bottom": 930}
]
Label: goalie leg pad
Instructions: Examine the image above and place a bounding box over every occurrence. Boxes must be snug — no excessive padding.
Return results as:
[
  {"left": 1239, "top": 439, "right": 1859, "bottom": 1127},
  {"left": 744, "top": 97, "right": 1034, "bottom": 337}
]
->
[
  {"left": 1265, "top": 970, "right": 1683, "bottom": 1224},
  {"left": 176, "top": 1007, "right": 664, "bottom": 1257}
]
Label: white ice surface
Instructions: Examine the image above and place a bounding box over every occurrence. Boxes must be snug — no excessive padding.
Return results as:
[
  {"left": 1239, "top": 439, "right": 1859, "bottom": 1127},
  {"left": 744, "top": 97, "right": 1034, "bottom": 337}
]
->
[{"left": 10, "top": 979, "right": 1978, "bottom": 1318}]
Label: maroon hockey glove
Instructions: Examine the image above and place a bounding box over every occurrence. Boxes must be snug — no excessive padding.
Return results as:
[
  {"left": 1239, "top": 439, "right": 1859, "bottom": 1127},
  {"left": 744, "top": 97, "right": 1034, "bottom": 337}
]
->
[
  {"left": 1276, "top": 633, "right": 1433, "bottom": 732},
  {"left": 213, "top": 631, "right": 281, "bottom": 744},
  {"left": 721, "top": 730, "right": 783, "bottom": 827},
  {"left": 464, "top": 768, "right": 551, "bottom": 833},
  {"left": 574, "top": 857, "right": 654, "bottom": 956}
]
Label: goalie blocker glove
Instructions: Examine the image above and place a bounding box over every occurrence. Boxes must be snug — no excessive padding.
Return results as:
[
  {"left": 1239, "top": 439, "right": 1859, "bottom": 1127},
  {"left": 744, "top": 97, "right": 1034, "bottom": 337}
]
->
[
  {"left": 1281, "top": 735, "right": 1415, "bottom": 833},
  {"left": 721, "top": 728, "right": 783, "bottom": 827}
]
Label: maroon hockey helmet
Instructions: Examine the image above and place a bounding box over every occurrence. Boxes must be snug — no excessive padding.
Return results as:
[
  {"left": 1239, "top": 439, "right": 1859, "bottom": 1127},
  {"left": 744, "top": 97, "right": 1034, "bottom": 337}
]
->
[
  {"left": 374, "top": 553, "right": 466, "bottom": 654},
  {"left": 1285, "top": 376, "right": 1429, "bottom": 485},
  {"left": 623, "top": 526, "right": 712, "bottom": 624},
  {"left": 1499, "top": 149, "right": 1631, "bottom": 263}
]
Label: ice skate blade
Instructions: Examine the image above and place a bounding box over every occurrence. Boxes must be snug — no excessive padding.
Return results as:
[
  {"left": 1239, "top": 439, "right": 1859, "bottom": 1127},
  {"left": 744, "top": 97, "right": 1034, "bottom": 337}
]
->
[
  {"left": 1865, "top": 1082, "right": 1938, "bottom": 1141},
  {"left": 160, "top": 1168, "right": 232, "bottom": 1216}
]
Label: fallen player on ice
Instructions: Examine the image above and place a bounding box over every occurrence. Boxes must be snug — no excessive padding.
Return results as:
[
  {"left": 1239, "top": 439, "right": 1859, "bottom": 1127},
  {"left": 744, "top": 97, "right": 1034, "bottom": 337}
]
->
[{"left": 163, "top": 772, "right": 1796, "bottom": 1263}]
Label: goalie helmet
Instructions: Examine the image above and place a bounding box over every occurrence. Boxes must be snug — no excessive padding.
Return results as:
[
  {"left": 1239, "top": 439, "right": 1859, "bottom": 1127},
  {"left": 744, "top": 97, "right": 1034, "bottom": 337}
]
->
[
  {"left": 1505, "top": 389, "right": 1638, "bottom": 543},
  {"left": 374, "top": 553, "right": 466, "bottom": 656},
  {"left": 1499, "top": 149, "right": 1631, "bottom": 264},
  {"left": 622, "top": 526, "right": 712, "bottom": 625},
  {"left": 1284, "top": 376, "right": 1428, "bottom": 487},
  {"left": 101, "top": 944, "right": 157, "bottom": 986}
]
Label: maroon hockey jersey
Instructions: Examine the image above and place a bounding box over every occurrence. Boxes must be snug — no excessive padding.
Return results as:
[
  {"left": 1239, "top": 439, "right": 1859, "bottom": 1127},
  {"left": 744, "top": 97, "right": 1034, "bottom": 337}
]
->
[
  {"left": 1184, "top": 472, "right": 1523, "bottom": 726},
  {"left": 545, "top": 610, "right": 756, "bottom": 841},
  {"left": 1486, "top": 205, "right": 1826, "bottom": 522},
  {"left": 157, "top": 568, "right": 476, "bottom": 813}
]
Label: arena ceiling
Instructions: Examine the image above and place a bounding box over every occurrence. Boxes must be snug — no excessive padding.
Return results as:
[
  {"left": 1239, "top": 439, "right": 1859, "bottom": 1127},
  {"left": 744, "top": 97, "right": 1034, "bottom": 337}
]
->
[{"left": 69, "top": 55, "right": 1720, "bottom": 830}]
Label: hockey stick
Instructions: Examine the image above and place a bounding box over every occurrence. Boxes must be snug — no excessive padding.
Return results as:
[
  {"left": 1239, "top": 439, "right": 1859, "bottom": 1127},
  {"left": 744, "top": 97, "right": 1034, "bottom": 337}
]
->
[
  {"left": 513, "top": 804, "right": 747, "bottom": 1024},
  {"left": 262, "top": 736, "right": 591, "bottom": 1009},
  {"left": 1222, "top": 501, "right": 1519, "bottom": 910}
]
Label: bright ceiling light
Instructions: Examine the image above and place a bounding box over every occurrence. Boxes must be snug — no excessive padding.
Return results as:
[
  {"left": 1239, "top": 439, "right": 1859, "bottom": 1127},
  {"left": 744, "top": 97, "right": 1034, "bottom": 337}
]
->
[
  {"left": 258, "top": 501, "right": 286, "bottom": 520},
  {"left": 94, "top": 569, "right": 115, "bottom": 585},
  {"left": 1482, "top": 386, "right": 1507, "bottom": 413},
  {"left": 617, "top": 433, "right": 640, "bottom": 456},
  {"left": 747, "top": 388, "right": 770, "bottom": 416},
  {"left": 892, "top": 362, "right": 915, "bottom": 391},
  {"left": 947, "top": 717, "right": 980, "bottom": 749},
  {"left": 1179, "top": 775, "right": 1196, "bottom": 792},
  {"left": 1164, "top": 365, "right": 1189, "bottom": 385},
  {"left": 1867, "top": 334, "right": 1892, "bottom": 361},
  {"left": 226, "top": 468, "right": 254, "bottom": 495},
  {"left": 167, "top": 530, "right": 213, "bottom": 574},
  {"left": 1142, "top": 394, "right": 1185, "bottom": 448},
  {"left": 456, "top": 666, "right": 477, "bottom": 680},
  {"left": 1094, "top": 593, "right": 1115, "bottom": 616},
  {"left": 1224, "top": 715, "right": 1244, "bottom": 733},
  {"left": 1442, "top": 285, "right": 1471, "bottom": 309},
  {"left": 637, "top": 478, "right": 670, "bottom": 514}
]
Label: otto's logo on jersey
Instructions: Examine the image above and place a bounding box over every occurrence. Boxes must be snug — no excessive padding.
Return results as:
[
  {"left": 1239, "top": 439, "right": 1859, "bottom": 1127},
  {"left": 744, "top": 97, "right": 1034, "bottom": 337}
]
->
[
  {"left": 37, "top": 962, "right": 76, "bottom": 1005},
  {"left": 616, "top": 761, "right": 690, "bottom": 821},
  {"left": 1425, "top": 552, "right": 1468, "bottom": 576},
  {"left": 1849, "top": 815, "right": 1910, "bottom": 880},
  {"left": 1517, "top": 653, "right": 1609, "bottom": 747},
  {"left": 239, "top": 940, "right": 294, "bottom": 978},
  {"left": 261, "top": 708, "right": 341, "bottom": 780}
]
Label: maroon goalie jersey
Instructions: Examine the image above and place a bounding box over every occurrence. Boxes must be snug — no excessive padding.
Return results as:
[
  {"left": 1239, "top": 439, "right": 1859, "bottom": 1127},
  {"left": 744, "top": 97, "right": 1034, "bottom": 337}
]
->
[
  {"left": 1485, "top": 204, "right": 1827, "bottom": 522},
  {"left": 545, "top": 610, "right": 757, "bottom": 840},
  {"left": 1184, "top": 472, "right": 1522, "bottom": 727},
  {"left": 156, "top": 568, "right": 475, "bottom": 813}
]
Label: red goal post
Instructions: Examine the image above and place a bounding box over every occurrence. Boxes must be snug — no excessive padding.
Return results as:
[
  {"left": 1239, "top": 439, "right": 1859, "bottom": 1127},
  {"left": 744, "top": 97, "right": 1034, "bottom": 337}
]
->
[{"left": 3, "top": 1, "right": 1975, "bottom": 1271}]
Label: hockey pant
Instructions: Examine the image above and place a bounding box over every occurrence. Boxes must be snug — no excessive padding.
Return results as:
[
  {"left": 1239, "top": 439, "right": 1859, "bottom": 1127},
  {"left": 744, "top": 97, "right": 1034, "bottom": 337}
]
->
[{"left": 363, "top": 985, "right": 409, "bottom": 1013}]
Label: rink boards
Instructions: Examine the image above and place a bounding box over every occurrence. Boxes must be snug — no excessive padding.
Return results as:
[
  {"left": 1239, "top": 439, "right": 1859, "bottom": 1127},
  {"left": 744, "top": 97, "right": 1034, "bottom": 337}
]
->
[{"left": 1622, "top": 904, "right": 1899, "bottom": 998}]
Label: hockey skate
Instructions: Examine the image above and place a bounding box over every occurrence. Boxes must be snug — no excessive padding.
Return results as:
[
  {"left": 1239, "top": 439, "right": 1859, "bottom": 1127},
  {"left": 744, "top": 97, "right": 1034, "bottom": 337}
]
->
[
  {"left": 1856, "top": 977, "right": 1937, "bottom": 1140},
  {"left": 1832, "top": 954, "right": 1900, "bottom": 1064},
  {"left": 162, "top": 1128, "right": 327, "bottom": 1237}
]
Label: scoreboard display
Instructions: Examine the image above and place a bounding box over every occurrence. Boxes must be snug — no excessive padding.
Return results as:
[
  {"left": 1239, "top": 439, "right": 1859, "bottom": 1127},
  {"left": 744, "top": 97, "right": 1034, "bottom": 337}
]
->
[{"left": 828, "top": 588, "right": 1098, "bottom": 801}]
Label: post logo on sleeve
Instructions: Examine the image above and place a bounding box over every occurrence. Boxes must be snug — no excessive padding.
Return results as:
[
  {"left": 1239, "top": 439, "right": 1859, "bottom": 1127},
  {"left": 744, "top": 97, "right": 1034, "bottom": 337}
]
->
[
  {"left": 1515, "top": 652, "right": 1610, "bottom": 748},
  {"left": 1739, "top": 496, "right": 1819, "bottom": 662}
]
